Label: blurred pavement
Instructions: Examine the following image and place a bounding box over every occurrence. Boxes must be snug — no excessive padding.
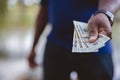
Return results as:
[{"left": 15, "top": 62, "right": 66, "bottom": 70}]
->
[{"left": 0, "top": 24, "right": 120, "bottom": 80}]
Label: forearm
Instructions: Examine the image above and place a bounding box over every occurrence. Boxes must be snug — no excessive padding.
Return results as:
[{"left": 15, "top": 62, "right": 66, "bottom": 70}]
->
[
  {"left": 99, "top": 0, "right": 120, "bottom": 14},
  {"left": 32, "top": 6, "right": 48, "bottom": 50}
]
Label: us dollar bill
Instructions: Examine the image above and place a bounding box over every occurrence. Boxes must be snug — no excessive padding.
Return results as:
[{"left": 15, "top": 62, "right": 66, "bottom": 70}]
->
[{"left": 72, "top": 20, "right": 110, "bottom": 53}]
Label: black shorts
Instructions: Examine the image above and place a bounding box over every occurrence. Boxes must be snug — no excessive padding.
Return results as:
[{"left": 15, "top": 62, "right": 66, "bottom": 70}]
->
[{"left": 43, "top": 41, "right": 113, "bottom": 80}]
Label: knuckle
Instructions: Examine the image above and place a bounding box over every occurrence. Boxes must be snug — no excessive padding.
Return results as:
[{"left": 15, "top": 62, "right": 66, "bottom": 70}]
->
[
  {"left": 107, "top": 30, "right": 112, "bottom": 34},
  {"left": 107, "top": 30, "right": 112, "bottom": 36},
  {"left": 88, "top": 21, "right": 93, "bottom": 26}
]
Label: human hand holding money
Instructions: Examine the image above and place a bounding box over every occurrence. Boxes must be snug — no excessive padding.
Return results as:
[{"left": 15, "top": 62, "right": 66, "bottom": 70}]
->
[
  {"left": 88, "top": 13, "right": 112, "bottom": 43},
  {"left": 72, "top": 21, "right": 111, "bottom": 53}
]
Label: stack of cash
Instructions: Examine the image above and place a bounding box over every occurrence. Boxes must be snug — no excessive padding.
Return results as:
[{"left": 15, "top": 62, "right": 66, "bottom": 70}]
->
[{"left": 72, "top": 21, "right": 110, "bottom": 53}]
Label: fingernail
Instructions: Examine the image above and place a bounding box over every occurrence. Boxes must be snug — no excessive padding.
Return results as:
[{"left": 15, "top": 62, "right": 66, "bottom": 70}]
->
[
  {"left": 90, "top": 36, "right": 95, "bottom": 40},
  {"left": 89, "top": 36, "right": 96, "bottom": 42}
]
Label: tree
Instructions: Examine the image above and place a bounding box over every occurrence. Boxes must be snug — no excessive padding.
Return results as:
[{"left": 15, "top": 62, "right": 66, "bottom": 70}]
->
[{"left": 0, "top": 0, "right": 7, "bottom": 16}]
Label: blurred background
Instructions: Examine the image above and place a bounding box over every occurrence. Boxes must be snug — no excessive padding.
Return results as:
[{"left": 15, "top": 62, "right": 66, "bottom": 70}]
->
[{"left": 0, "top": 0, "right": 120, "bottom": 80}]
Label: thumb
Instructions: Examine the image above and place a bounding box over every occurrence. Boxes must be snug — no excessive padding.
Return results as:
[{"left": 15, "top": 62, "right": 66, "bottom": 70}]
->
[{"left": 88, "top": 25, "right": 98, "bottom": 43}]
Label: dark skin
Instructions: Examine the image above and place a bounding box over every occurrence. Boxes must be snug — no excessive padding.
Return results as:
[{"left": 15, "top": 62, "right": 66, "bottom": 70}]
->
[
  {"left": 28, "top": 0, "right": 120, "bottom": 68},
  {"left": 88, "top": 0, "right": 120, "bottom": 42},
  {"left": 88, "top": 13, "right": 112, "bottom": 42},
  {"left": 28, "top": 6, "right": 48, "bottom": 68}
]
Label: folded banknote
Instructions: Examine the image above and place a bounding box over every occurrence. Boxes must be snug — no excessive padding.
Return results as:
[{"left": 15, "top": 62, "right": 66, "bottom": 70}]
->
[{"left": 72, "top": 20, "right": 110, "bottom": 53}]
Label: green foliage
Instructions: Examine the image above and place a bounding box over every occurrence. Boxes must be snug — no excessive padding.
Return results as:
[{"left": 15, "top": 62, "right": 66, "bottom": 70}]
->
[
  {"left": 0, "top": 0, "right": 7, "bottom": 28},
  {"left": 0, "top": 0, "right": 7, "bottom": 15},
  {"left": 0, "top": 2, "right": 39, "bottom": 31}
]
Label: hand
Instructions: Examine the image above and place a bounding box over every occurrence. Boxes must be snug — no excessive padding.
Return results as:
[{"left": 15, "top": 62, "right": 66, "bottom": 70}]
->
[
  {"left": 28, "top": 49, "right": 38, "bottom": 68},
  {"left": 88, "top": 13, "right": 112, "bottom": 43}
]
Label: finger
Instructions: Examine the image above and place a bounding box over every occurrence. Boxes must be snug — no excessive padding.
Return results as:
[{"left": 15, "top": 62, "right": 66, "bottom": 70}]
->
[
  {"left": 98, "top": 28, "right": 107, "bottom": 35},
  {"left": 101, "top": 19, "right": 112, "bottom": 38},
  {"left": 99, "top": 28, "right": 112, "bottom": 39},
  {"left": 99, "top": 30, "right": 107, "bottom": 35},
  {"left": 105, "top": 23, "right": 112, "bottom": 38},
  {"left": 30, "top": 62, "right": 38, "bottom": 68},
  {"left": 98, "top": 28, "right": 104, "bottom": 33},
  {"left": 88, "top": 22, "right": 98, "bottom": 43}
]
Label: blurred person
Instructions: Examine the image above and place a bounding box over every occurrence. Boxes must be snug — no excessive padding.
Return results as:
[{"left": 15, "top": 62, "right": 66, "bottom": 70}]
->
[{"left": 28, "top": 0, "right": 120, "bottom": 80}]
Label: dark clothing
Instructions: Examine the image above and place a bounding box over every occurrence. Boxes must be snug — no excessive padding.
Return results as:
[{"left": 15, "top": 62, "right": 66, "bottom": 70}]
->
[
  {"left": 40, "top": 0, "right": 114, "bottom": 80},
  {"left": 40, "top": 0, "right": 113, "bottom": 53},
  {"left": 43, "top": 41, "right": 113, "bottom": 80}
]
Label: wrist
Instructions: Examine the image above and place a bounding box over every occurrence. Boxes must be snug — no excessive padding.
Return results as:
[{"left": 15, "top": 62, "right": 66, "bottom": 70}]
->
[{"left": 92, "top": 10, "right": 115, "bottom": 26}]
